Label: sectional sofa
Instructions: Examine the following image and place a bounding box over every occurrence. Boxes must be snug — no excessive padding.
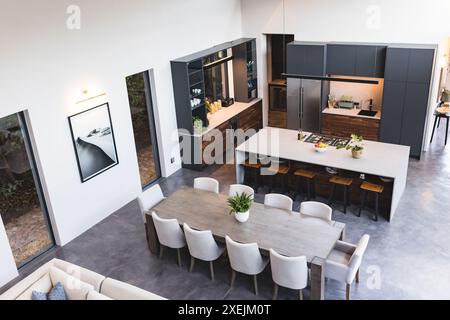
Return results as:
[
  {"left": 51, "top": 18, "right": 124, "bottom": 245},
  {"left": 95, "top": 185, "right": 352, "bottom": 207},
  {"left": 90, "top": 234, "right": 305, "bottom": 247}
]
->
[{"left": 0, "top": 258, "right": 166, "bottom": 300}]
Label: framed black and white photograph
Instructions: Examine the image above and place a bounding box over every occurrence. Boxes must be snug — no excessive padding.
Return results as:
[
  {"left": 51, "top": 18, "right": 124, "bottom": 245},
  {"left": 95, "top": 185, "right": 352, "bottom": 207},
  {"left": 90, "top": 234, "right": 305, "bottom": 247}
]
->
[{"left": 68, "top": 103, "right": 119, "bottom": 183}]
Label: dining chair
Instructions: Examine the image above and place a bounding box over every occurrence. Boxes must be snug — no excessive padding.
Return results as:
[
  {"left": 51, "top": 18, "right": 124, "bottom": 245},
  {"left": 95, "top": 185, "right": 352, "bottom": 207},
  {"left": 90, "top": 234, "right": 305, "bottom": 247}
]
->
[
  {"left": 183, "top": 223, "right": 226, "bottom": 281},
  {"left": 269, "top": 249, "right": 308, "bottom": 300},
  {"left": 325, "top": 234, "right": 370, "bottom": 300},
  {"left": 229, "top": 184, "right": 255, "bottom": 199},
  {"left": 264, "top": 193, "right": 293, "bottom": 211},
  {"left": 299, "top": 201, "right": 332, "bottom": 222},
  {"left": 137, "top": 184, "right": 165, "bottom": 223},
  {"left": 225, "top": 235, "right": 269, "bottom": 295},
  {"left": 151, "top": 212, "right": 186, "bottom": 266},
  {"left": 193, "top": 177, "right": 219, "bottom": 194}
]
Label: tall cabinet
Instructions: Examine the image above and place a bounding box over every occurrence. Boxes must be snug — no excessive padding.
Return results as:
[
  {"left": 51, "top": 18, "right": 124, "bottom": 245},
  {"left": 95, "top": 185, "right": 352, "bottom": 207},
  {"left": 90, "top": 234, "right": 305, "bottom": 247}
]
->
[{"left": 380, "top": 45, "right": 436, "bottom": 158}]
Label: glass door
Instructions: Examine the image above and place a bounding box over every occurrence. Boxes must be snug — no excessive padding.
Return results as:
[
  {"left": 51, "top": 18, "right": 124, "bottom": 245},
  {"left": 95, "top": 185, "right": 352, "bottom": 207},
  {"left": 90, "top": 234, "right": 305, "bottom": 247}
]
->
[
  {"left": 126, "top": 71, "right": 161, "bottom": 188},
  {"left": 0, "top": 112, "right": 54, "bottom": 267}
]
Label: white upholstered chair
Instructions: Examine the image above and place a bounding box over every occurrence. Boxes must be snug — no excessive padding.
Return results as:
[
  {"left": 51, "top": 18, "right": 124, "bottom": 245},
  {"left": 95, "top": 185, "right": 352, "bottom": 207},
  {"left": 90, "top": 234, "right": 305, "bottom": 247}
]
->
[
  {"left": 325, "top": 234, "right": 370, "bottom": 300},
  {"left": 269, "top": 249, "right": 308, "bottom": 300},
  {"left": 151, "top": 212, "right": 186, "bottom": 266},
  {"left": 183, "top": 223, "right": 225, "bottom": 281},
  {"left": 229, "top": 184, "right": 255, "bottom": 199},
  {"left": 193, "top": 177, "right": 219, "bottom": 193},
  {"left": 225, "top": 235, "right": 269, "bottom": 295},
  {"left": 299, "top": 201, "right": 332, "bottom": 222},
  {"left": 264, "top": 193, "right": 293, "bottom": 211},
  {"left": 137, "top": 184, "right": 165, "bottom": 223}
]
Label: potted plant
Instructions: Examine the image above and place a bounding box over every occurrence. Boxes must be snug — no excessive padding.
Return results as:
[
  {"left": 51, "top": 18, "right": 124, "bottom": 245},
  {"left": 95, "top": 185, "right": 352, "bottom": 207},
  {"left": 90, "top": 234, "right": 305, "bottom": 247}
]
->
[
  {"left": 192, "top": 116, "right": 203, "bottom": 133},
  {"left": 441, "top": 88, "right": 450, "bottom": 102},
  {"left": 227, "top": 192, "right": 253, "bottom": 223},
  {"left": 337, "top": 134, "right": 364, "bottom": 159}
]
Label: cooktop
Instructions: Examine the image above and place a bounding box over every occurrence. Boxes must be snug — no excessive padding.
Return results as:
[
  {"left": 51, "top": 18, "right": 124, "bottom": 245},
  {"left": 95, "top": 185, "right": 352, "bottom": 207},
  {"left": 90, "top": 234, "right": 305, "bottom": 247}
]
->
[{"left": 304, "top": 133, "right": 350, "bottom": 148}]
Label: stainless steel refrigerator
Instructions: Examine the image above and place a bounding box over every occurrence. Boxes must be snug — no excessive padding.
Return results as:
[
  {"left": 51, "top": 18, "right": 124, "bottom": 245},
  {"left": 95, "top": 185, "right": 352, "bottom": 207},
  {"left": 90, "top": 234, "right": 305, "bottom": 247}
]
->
[{"left": 286, "top": 78, "right": 322, "bottom": 132}]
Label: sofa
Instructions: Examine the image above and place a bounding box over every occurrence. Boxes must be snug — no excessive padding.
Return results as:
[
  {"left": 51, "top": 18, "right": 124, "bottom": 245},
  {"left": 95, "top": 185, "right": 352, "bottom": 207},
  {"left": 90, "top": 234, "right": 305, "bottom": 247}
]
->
[{"left": 0, "top": 258, "right": 166, "bottom": 300}]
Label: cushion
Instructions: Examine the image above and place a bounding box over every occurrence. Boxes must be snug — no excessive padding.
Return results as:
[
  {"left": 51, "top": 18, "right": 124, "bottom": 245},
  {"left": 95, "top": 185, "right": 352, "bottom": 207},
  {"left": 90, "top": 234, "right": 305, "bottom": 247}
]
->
[
  {"left": 86, "top": 290, "right": 112, "bottom": 300},
  {"left": 31, "top": 291, "right": 48, "bottom": 300},
  {"left": 49, "top": 266, "right": 93, "bottom": 300},
  {"left": 16, "top": 274, "right": 53, "bottom": 300},
  {"left": 327, "top": 248, "right": 352, "bottom": 265},
  {"left": 48, "top": 282, "right": 67, "bottom": 300},
  {"left": 52, "top": 259, "right": 105, "bottom": 291}
]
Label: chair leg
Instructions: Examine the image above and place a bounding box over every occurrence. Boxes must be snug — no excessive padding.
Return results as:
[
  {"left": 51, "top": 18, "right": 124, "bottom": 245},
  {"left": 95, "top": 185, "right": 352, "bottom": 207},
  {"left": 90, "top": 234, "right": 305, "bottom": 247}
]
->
[
  {"left": 253, "top": 168, "right": 259, "bottom": 191},
  {"left": 343, "top": 186, "right": 348, "bottom": 214},
  {"left": 430, "top": 115, "right": 439, "bottom": 143},
  {"left": 272, "top": 283, "right": 279, "bottom": 300},
  {"left": 299, "top": 289, "right": 303, "bottom": 300},
  {"left": 346, "top": 284, "right": 351, "bottom": 300},
  {"left": 445, "top": 117, "right": 449, "bottom": 146},
  {"left": 374, "top": 193, "right": 380, "bottom": 221},
  {"left": 306, "top": 179, "right": 312, "bottom": 201},
  {"left": 358, "top": 190, "right": 367, "bottom": 217},
  {"left": 177, "top": 248, "right": 182, "bottom": 267},
  {"left": 328, "top": 184, "right": 336, "bottom": 205},
  {"left": 189, "top": 257, "right": 195, "bottom": 272},
  {"left": 209, "top": 261, "right": 215, "bottom": 281},
  {"left": 269, "top": 175, "right": 275, "bottom": 193},
  {"left": 159, "top": 245, "right": 164, "bottom": 259},
  {"left": 438, "top": 116, "right": 441, "bottom": 128},
  {"left": 230, "top": 270, "right": 236, "bottom": 288},
  {"left": 296, "top": 177, "right": 302, "bottom": 201},
  {"left": 356, "top": 269, "right": 360, "bottom": 284},
  {"left": 312, "top": 179, "right": 317, "bottom": 199},
  {"left": 253, "top": 275, "right": 259, "bottom": 295}
]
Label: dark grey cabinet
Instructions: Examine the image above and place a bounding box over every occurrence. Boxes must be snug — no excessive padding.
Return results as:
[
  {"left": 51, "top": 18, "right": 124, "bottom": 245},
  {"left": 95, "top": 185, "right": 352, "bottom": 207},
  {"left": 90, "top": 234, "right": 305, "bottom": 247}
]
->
[
  {"left": 384, "top": 48, "right": 409, "bottom": 81},
  {"left": 286, "top": 42, "right": 326, "bottom": 76},
  {"left": 355, "top": 46, "right": 377, "bottom": 77},
  {"left": 326, "top": 44, "right": 356, "bottom": 76},
  {"left": 327, "top": 44, "right": 386, "bottom": 78},
  {"left": 379, "top": 81, "right": 406, "bottom": 144},
  {"left": 380, "top": 46, "right": 435, "bottom": 158}
]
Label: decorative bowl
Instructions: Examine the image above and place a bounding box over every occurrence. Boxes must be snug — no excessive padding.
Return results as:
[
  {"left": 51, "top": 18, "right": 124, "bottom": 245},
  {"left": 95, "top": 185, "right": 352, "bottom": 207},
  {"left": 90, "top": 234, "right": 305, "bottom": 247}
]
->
[{"left": 314, "top": 143, "right": 328, "bottom": 153}]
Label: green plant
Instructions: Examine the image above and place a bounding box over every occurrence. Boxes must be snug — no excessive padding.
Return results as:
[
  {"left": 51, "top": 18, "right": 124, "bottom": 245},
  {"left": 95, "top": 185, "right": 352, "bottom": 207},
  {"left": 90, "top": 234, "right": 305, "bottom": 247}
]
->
[
  {"left": 337, "top": 134, "right": 364, "bottom": 151},
  {"left": 227, "top": 192, "right": 253, "bottom": 214}
]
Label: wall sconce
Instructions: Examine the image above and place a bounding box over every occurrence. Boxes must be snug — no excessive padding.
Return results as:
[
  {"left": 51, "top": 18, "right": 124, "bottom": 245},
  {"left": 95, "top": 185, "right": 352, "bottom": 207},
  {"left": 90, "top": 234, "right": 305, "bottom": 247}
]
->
[{"left": 76, "top": 89, "right": 106, "bottom": 105}]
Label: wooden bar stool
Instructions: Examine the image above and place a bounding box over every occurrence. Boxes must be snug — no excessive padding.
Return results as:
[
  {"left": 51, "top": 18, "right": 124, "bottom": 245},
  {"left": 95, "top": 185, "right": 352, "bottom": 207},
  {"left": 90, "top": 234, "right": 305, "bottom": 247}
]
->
[
  {"left": 358, "top": 181, "right": 384, "bottom": 221},
  {"left": 242, "top": 160, "right": 262, "bottom": 191},
  {"left": 293, "top": 169, "right": 317, "bottom": 201},
  {"left": 267, "top": 160, "right": 290, "bottom": 194},
  {"left": 430, "top": 106, "right": 450, "bottom": 145},
  {"left": 328, "top": 176, "right": 353, "bottom": 213}
]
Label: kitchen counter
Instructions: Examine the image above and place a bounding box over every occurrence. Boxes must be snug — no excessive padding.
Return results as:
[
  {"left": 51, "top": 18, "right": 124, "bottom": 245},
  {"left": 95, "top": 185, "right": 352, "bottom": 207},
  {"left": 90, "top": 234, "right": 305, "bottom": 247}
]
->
[
  {"left": 235, "top": 127, "right": 410, "bottom": 221},
  {"left": 322, "top": 107, "right": 381, "bottom": 120},
  {"left": 190, "top": 98, "right": 262, "bottom": 137}
]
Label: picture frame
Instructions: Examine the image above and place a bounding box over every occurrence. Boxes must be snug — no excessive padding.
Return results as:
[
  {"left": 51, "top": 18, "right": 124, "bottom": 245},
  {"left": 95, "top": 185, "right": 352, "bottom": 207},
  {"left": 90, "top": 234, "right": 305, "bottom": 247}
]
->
[{"left": 68, "top": 103, "right": 119, "bottom": 183}]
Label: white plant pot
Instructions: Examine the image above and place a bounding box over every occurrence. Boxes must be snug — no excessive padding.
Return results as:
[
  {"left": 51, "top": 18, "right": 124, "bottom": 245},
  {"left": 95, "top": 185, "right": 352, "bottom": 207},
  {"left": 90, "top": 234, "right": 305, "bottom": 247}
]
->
[{"left": 234, "top": 210, "right": 249, "bottom": 223}]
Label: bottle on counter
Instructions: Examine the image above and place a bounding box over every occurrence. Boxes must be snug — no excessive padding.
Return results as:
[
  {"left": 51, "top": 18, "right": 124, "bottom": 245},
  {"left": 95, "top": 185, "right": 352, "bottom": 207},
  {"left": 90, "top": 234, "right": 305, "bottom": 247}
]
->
[{"left": 297, "top": 129, "right": 304, "bottom": 141}]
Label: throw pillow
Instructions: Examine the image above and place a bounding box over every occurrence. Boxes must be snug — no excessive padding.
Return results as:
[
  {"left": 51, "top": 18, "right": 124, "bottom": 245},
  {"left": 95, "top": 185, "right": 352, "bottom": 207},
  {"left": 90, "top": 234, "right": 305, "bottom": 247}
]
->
[
  {"left": 48, "top": 282, "right": 68, "bottom": 300},
  {"left": 31, "top": 290, "right": 48, "bottom": 300}
]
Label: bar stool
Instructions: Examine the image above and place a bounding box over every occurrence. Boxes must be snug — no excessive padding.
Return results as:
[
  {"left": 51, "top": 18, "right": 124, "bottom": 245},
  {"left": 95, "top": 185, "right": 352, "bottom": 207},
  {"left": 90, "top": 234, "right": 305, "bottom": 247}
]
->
[
  {"left": 358, "top": 181, "right": 384, "bottom": 221},
  {"left": 293, "top": 169, "right": 317, "bottom": 201},
  {"left": 267, "top": 160, "right": 290, "bottom": 194},
  {"left": 328, "top": 176, "right": 353, "bottom": 213},
  {"left": 242, "top": 160, "right": 262, "bottom": 191},
  {"left": 430, "top": 105, "right": 450, "bottom": 145}
]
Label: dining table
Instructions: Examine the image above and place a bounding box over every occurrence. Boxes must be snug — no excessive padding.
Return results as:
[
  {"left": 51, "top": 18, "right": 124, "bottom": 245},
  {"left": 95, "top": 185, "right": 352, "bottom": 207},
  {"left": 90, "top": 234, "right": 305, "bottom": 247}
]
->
[{"left": 145, "top": 186, "right": 346, "bottom": 300}]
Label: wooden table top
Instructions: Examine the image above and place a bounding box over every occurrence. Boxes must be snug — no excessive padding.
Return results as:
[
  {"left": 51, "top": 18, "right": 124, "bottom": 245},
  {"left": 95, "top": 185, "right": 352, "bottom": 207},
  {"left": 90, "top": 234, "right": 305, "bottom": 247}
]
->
[
  {"left": 436, "top": 106, "right": 450, "bottom": 114},
  {"left": 151, "top": 187, "right": 344, "bottom": 262}
]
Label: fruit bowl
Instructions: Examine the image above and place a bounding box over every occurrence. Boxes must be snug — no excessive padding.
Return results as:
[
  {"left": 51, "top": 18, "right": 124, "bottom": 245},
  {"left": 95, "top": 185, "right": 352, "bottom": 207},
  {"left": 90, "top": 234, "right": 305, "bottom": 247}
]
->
[{"left": 314, "top": 143, "right": 328, "bottom": 153}]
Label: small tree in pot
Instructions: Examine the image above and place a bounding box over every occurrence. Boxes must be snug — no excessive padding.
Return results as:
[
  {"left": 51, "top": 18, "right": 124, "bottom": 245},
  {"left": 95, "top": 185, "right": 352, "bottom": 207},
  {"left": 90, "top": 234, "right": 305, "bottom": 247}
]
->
[
  {"left": 337, "top": 134, "right": 364, "bottom": 159},
  {"left": 227, "top": 192, "right": 253, "bottom": 223}
]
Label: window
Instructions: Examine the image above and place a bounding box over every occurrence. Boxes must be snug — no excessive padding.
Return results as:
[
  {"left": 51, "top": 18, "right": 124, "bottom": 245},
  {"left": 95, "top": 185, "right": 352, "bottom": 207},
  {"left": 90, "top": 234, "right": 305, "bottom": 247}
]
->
[
  {"left": 0, "top": 112, "right": 54, "bottom": 267},
  {"left": 126, "top": 71, "right": 161, "bottom": 188}
]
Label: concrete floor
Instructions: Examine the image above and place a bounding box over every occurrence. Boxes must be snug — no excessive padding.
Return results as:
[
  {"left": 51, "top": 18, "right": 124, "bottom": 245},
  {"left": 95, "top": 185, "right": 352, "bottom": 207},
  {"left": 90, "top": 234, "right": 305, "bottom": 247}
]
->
[{"left": 2, "top": 127, "right": 450, "bottom": 300}]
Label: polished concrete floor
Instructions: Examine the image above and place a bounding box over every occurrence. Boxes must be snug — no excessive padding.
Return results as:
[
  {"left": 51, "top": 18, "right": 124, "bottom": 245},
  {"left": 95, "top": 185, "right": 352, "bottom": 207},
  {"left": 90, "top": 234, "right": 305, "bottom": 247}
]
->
[{"left": 3, "top": 128, "right": 450, "bottom": 300}]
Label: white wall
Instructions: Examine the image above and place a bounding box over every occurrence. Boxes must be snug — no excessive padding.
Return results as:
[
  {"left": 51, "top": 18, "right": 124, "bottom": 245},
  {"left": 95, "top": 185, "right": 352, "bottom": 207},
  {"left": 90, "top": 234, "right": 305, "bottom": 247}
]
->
[
  {"left": 241, "top": 0, "right": 450, "bottom": 148},
  {"left": 0, "top": 0, "right": 242, "bottom": 287}
]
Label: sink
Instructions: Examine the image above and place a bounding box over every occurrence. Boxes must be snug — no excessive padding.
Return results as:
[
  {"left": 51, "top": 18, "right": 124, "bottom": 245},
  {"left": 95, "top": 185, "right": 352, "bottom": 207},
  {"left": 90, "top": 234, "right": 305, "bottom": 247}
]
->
[{"left": 358, "top": 110, "right": 378, "bottom": 117}]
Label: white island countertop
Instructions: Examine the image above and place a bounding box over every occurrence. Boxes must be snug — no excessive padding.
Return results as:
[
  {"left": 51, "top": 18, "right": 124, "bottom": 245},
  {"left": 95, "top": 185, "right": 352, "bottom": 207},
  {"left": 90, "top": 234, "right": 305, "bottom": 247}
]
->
[
  {"left": 235, "top": 127, "right": 410, "bottom": 221},
  {"left": 322, "top": 107, "right": 381, "bottom": 120}
]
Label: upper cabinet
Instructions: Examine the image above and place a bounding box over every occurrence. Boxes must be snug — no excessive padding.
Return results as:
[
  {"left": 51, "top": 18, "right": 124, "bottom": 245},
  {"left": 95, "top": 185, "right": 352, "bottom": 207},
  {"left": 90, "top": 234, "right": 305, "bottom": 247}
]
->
[
  {"left": 286, "top": 42, "right": 326, "bottom": 76},
  {"left": 326, "top": 44, "right": 387, "bottom": 78}
]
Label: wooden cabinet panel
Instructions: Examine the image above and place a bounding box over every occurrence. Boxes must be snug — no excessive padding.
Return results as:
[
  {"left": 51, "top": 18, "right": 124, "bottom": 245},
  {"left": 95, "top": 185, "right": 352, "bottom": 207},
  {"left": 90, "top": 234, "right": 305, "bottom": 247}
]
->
[
  {"left": 239, "top": 101, "right": 263, "bottom": 132},
  {"left": 322, "top": 113, "right": 380, "bottom": 141}
]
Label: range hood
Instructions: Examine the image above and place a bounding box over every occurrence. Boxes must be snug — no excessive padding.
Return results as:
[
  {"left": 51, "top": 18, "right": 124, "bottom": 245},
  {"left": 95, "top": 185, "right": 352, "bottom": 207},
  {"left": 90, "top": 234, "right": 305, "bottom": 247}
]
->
[{"left": 282, "top": 73, "right": 379, "bottom": 85}]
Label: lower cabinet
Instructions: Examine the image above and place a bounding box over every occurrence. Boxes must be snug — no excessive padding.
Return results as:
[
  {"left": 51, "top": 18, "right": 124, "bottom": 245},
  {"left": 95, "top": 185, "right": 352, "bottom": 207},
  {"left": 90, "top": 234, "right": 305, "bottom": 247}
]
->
[{"left": 322, "top": 113, "right": 380, "bottom": 141}]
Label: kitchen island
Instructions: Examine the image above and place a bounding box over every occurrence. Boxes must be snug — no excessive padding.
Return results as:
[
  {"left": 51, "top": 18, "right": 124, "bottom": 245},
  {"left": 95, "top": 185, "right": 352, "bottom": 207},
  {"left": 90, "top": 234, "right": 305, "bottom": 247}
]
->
[{"left": 235, "top": 127, "right": 410, "bottom": 221}]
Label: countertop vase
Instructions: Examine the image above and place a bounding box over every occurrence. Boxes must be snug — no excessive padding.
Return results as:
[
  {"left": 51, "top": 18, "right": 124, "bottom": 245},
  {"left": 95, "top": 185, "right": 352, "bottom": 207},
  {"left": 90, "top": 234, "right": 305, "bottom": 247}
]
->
[
  {"left": 352, "top": 149, "right": 363, "bottom": 159},
  {"left": 234, "top": 210, "right": 249, "bottom": 223}
]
